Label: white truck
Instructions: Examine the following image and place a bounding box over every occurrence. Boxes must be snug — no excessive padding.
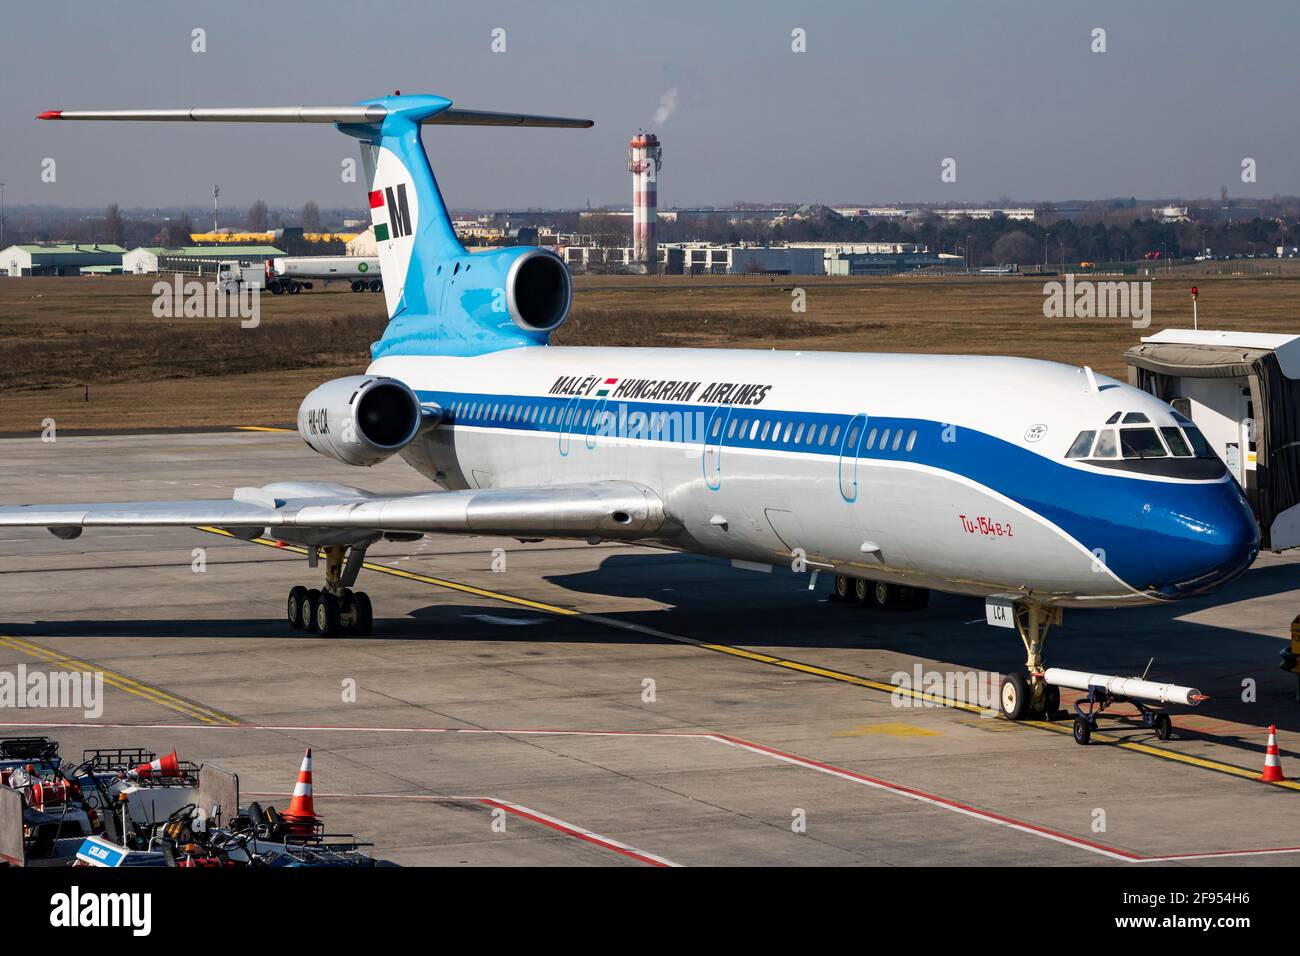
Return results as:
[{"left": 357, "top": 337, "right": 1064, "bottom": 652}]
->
[
  {"left": 216, "top": 260, "right": 266, "bottom": 293},
  {"left": 265, "top": 256, "right": 383, "bottom": 294}
]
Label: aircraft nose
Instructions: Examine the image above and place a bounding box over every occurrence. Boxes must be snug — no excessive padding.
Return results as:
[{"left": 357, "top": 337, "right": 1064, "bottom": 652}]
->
[{"left": 1143, "top": 481, "right": 1259, "bottom": 598}]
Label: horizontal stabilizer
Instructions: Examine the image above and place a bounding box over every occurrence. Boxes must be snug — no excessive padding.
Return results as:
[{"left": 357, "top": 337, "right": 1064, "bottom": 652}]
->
[{"left": 37, "top": 106, "right": 593, "bottom": 128}]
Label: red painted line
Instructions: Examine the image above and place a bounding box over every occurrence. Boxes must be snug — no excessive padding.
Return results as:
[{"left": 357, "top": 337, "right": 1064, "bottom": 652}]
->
[
  {"left": 481, "top": 798, "right": 678, "bottom": 867},
  {"left": 707, "top": 733, "right": 1139, "bottom": 861},
  {"left": 245, "top": 790, "right": 679, "bottom": 867}
]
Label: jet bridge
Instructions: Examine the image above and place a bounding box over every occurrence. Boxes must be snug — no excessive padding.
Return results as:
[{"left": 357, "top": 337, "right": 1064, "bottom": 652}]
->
[{"left": 1125, "top": 329, "right": 1300, "bottom": 551}]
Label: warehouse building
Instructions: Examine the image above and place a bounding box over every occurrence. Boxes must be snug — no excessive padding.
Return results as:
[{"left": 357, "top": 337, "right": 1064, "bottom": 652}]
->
[
  {"left": 1, "top": 243, "right": 127, "bottom": 277},
  {"left": 121, "top": 245, "right": 284, "bottom": 274},
  {"left": 827, "top": 250, "right": 964, "bottom": 275}
]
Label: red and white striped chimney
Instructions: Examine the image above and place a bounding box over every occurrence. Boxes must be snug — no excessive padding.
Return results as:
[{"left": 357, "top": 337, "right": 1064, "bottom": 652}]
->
[{"left": 628, "top": 131, "right": 662, "bottom": 274}]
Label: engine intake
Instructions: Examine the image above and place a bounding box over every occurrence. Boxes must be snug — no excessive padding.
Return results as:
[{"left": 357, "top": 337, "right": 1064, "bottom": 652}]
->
[
  {"left": 298, "top": 375, "right": 422, "bottom": 466},
  {"left": 506, "top": 249, "right": 571, "bottom": 333}
]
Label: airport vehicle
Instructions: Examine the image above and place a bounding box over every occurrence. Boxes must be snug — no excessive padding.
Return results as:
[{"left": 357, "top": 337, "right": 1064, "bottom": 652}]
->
[
  {"left": 9, "top": 95, "right": 1260, "bottom": 721},
  {"left": 216, "top": 260, "right": 265, "bottom": 293},
  {"left": 265, "top": 255, "right": 383, "bottom": 295}
]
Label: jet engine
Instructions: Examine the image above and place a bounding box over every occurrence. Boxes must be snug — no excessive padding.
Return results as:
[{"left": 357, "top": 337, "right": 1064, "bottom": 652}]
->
[
  {"left": 297, "top": 375, "right": 423, "bottom": 466},
  {"left": 503, "top": 248, "right": 571, "bottom": 333}
]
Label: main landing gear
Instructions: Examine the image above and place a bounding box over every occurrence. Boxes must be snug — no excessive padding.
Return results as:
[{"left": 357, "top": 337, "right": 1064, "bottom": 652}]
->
[
  {"left": 999, "top": 602, "right": 1062, "bottom": 721},
  {"left": 832, "top": 574, "right": 930, "bottom": 612},
  {"left": 285, "top": 544, "right": 373, "bottom": 637}
]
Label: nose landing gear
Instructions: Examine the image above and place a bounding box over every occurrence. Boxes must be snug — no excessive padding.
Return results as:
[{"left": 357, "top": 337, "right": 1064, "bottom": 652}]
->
[
  {"left": 285, "top": 544, "right": 374, "bottom": 636},
  {"left": 999, "top": 602, "right": 1062, "bottom": 720}
]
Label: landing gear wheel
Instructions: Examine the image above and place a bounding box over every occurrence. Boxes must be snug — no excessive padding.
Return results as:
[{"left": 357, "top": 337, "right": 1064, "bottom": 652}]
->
[
  {"left": 1153, "top": 713, "right": 1172, "bottom": 741},
  {"left": 873, "top": 581, "right": 902, "bottom": 611},
  {"left": 287, "top": 586, "right": 307, "bottom": 630},
  {"left": 351, "top": 592, "right": 373, "bottom": 636},
  {"left": 833, "top": 575, "right": 851, "bottom": 601},
  {"left": 315, "top": 592, "right": 341, "bottom": 636},
  {"left": 1073, "top": 717, "right": 1092, "bottom": 745},
  {"left": 301, "top": 589, "right": 320, "bottom": 631},
  {"left": 852, "top": 578, "right": 873, "bottom": 606},
  {"left": 1000, "top": 672, "right": 1031, "bottom": 720}
]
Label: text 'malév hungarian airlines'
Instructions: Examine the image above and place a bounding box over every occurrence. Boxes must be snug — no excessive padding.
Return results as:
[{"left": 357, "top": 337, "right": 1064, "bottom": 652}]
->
[{"left": 7, "top": 94, "right": 1258, "bottom": 718}]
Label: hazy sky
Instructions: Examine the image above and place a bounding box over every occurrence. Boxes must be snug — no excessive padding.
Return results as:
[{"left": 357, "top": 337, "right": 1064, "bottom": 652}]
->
[{"left": 1, "top": 0, "right": 1296, "bottom": 210}]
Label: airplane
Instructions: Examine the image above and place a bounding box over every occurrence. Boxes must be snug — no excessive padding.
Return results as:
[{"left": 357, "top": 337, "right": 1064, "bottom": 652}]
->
[{"left": 3, "top": 93, "right": 1259, "bottom": 722}]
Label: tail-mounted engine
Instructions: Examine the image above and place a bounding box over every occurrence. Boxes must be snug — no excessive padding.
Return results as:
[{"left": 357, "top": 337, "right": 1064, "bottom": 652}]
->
[
  {"left": 503, "top": 248, "right": 571, "bottom": 334},
  {"left": 298, "top": 375, "right": 423, "bottom": 466}
]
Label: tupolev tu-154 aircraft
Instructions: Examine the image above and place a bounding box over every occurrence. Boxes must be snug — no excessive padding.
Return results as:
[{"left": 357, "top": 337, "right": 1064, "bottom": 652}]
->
[{"left": 1, "top": 93, "right": 1258, "bottom": 720}]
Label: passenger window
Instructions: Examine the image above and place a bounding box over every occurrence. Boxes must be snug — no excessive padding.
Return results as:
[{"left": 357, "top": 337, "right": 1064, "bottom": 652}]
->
[
  {"left": 1066, "top": 430, "right": 1096, "bottom": 459},
  {"left": 711, "top": 417, "right": 723, "bottom": 439},
  {"left": 727, "top": 419, "right": 738, "bottom": 439},
  {"left": 1122, "top": 412, "right": 1149, "bottom": 424},
  {"left": 891, "top": 430, "right": 903, "bottom": 451},
  {"left": 760, "top": 421, "right": 772, "bottom": 440},
  {"left": 866, "top": 428, "right": 877, "bottom": 450},
  {"left": 879, "top": 428, "right": 891, "bottom": 450},
  {"left": 1120, "top": 427, "right": 1167, "bottom": 458},
  {"left": 782, "top": 422, "right": 793, "bottom": 442},
  {"left": 817, "top": 424, "right": 829, "bottom": 445},
  {"left": 750, "top": 421, "right": 760, "bottom": 440},
  {"left": 1093, "top": 429, "right": 1118, "bottom": 458},
  {"left": 794, "top": 423, "right": 805, "bottom": 443},
  {"left": 582, "top": 409, "right": 592, "bottom": 428},
  {"left": 847, "top": 426, "right": 860, "bottom": 448},
  {"left": 805, "top": 425, "right": 816, "bottom": 445},
  {"left": 829, "top": 425, "right": 841, "bottom": 446},
  {"left": 1161, "top": 426, "right": 1192, "bottom": 457},
  {"left": 490, "top": 404, "right": 500, "bottom": 420},
  {"left": 906, "top": 429, "right": 917, "bottom": 452}
]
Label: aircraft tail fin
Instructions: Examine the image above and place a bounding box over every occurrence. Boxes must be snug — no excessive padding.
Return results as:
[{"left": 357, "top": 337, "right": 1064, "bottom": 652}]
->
[{"left": 40, "top": 96, "right": 593, "bottom": 356}]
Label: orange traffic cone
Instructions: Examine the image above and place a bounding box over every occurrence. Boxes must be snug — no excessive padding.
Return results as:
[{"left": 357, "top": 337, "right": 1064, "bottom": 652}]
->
[
  {"left": 1260, "top": 725, "right": 1285, "bottom": 782},
  {"left": 281, "top": 748, "right": 320, "bottom": 834},
  {"left": 133, "top": 750, "right": 180, "bottom": 778}
]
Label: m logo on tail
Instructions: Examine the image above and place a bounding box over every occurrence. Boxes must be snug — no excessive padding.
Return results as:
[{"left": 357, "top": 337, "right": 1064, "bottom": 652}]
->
[{"left": 369, "top": 183, "right": 412, "bottom": 241}]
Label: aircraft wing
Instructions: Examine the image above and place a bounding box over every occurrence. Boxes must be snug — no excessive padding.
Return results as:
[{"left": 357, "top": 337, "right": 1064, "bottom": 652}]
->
[{"left": 0, "top": 480, "right": 667, "bottom": 541}]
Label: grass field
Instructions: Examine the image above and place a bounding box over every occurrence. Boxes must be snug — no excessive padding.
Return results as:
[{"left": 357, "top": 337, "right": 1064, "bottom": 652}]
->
[{"left": 1, "top": 272, "right": 1295, "bottom": 432}]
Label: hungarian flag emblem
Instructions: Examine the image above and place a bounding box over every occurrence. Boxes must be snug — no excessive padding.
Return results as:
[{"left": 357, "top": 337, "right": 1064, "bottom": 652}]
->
[
  {"left": 369, "top": 183, "right": 412, "bottom": 242},
  {"left": 595, "top": 377, "right": 618, "bottom": 397}
]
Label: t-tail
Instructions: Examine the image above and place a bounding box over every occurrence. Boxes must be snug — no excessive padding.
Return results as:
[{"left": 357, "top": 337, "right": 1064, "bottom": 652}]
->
[{"left": 39, "top": 95, "right": 593, "bottom": 358}]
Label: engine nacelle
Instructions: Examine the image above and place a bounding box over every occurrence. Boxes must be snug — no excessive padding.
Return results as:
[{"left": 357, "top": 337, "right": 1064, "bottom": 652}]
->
[
  {"left": 298, "top": 375, "right": 422, "bottom": 467},
  {"left": 504, "top": 248, "right": 571, "bottom": 333}
]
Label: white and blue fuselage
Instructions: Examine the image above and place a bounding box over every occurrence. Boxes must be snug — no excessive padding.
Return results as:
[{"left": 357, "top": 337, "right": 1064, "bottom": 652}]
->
[{"left": 375, "top": 346, "right": 1259, "bottom": 608}]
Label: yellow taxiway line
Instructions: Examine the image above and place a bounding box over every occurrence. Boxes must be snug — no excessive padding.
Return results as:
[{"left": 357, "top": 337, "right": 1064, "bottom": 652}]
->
[
  {"left": 196, "top": 527, "right": 1298, "bottom": 790},
  {"left": 0, "top": 635, "right": 239, "bottom": 726}
]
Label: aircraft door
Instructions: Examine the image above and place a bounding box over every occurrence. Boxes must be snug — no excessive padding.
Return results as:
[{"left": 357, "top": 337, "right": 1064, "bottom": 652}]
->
[
  {"left": 702, "top": 404, "right": 732, "bottom": 490},
  {"left": 838, "top": 413, "right": 868, "bottom": 501},
  {"left": 557, "top": 396, "right": 580, "bottom": 457}
]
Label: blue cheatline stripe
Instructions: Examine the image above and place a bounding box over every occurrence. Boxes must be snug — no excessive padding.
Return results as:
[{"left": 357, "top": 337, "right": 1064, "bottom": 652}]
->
[{"left": 417, "top": 388, "right": 1253, "bottom": 593}]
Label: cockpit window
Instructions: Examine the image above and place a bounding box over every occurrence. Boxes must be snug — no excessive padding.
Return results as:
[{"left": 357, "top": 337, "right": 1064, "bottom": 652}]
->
[
  {"left": 1160, "top": 426, "right": 1192, "bottom": 457},
  {"left": 1122, "top": 412, "right": 1150, "bottom": 424},
  {"left": 1066, "top": 430, "right": 1096, "bottom": 459},
  {"left": 1093, "top": 429, "right": 1118, "bottom": 458},
  {"left": 1105, "top": 412, "right": 1122, "bottom": 424},
  {"left": 1184, "top": 425, "right": 1214, "bottom": 458},
  {"left": 1120, "top": 427, "right": 1167, "bottom": 458}
]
